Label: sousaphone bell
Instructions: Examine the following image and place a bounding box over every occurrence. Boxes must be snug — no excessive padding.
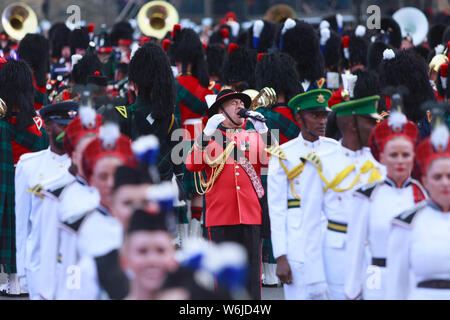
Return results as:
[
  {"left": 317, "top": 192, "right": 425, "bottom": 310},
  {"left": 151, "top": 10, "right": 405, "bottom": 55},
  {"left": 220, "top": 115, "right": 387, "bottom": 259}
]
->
[
  {"left": 137, "top": 1, "right": 179, "bottom": 40},
  {"left": 1, "top": 2, "right": 38, "bottom": 41}
]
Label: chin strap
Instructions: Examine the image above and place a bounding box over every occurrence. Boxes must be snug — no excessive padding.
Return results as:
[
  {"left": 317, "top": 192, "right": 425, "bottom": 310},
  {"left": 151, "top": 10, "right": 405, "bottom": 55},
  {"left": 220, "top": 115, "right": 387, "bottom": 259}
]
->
[
  {"left": 352, "top": 114, "right": 364, "bottom": 149},
  {"left": 220, "top": 107, "right": 241, "bottom": 127}
]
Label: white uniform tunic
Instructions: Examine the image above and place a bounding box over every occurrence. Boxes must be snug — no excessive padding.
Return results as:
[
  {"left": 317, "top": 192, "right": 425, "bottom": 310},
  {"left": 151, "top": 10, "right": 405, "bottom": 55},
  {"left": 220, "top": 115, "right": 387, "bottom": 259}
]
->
[
  {"left": 300, "top": 144, "right": 386, "bottom": 299},
  {"left": 268, "top": 134, "right": 339, "bottom": 299},
  {"left": 14, "top": 148, "right": 70, "bottom": 299},
  {"left": 386, "top": 201, "right": 450, "bottom": 300},
  {"left": 344, "top": 178, "right": 427, "bottom": 300}
]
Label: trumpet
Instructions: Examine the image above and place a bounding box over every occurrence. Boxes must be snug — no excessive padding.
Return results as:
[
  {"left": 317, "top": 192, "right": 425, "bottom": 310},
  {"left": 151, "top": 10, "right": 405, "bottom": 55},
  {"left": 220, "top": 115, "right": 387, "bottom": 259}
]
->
[{"left": 243, "top": 87, "right": 277, "bottom": 111}]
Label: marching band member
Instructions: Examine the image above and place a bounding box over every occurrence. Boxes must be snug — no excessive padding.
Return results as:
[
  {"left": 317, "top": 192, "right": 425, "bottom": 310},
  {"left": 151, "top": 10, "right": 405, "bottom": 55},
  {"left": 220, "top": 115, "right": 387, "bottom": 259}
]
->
[
  {"left": 186, "top": 89, "right": 272, "bottom": 299},
  {"left": 15, "top": 101, "right": 77, "bottom": 299},
  {"left": 0, "top": 60, "right": 49, "bottom": 296},
  {"left": 300, "top": 96, "right": 385, "bottom": 299},
  {"left": 345, "top": 105, "right": 427, "bottom": 300},
  {"left": 386, "top": 104, "right": 450, "bottom": 300},
  {"left": 267, "top": 89, "right": 339, "bottom": 299}
]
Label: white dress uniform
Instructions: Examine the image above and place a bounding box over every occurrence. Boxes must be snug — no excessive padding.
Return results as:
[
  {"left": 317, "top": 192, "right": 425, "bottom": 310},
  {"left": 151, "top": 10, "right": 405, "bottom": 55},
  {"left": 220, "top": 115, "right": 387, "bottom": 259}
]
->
[
  {"left": 344, "top": 178, "right": 427, "bottom": 300},
  {"left": 386, "top": 200, "right": 450, "bottom": 300},
  {"left": 267, "top": 133, "right": 340, "bottom": 299},
  {"left": 300, "top": 143, "right": 386, "bottom": 299},
  {"left": 50, "top": 176, "right": 124, "bottom": 300},
  {"left": 14, "top": 148, "right": 71, "bottom": 299}
]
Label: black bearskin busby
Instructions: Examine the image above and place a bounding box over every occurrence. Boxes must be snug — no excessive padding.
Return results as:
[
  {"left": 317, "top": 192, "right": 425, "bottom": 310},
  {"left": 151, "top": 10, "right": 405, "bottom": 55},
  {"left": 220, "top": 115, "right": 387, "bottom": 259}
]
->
[
  {"left": 367, "top": 41, "right": 393, "bottom": 71},
  {"left": 427, "top": 24, "right": 447, "bottom": 50},
  {"left": 411, "top": 45, "right": 430, "bottom": 63},
  {"left": 128, "top": 42, "right": 175, "bottom": 120},
  {"left": 69, "top": 27, "right": 90, "bottom": 55},
  {"left": 246, "top": 20, "right": 277, "bottom": 53},
  {"left": 368, "top": 17, "right": 402, "bottom": 49},
  {"left": 352, "top": 69, "right": 382, "bottom": 100},
  {"left": 17, "top": 34, "right": 49, "bottom": 88},
  {"left": 277, "top": 19, "right": 324, "bottom": 83},
  {"left": 0, "top": 60, "right": 36, "bottom": 131},
  {"left": 255, "top": 52, "right": 302, "bottom": 102},
  {"left": 347, "top": 34, "right": 369, "bottom": 68},
  {"left": 209, "top": 24, "right": 234, "bottom": 46},
  {"left": 378, "top": 49, "right": 436, "bottom": 123},
  {"left": 323, "top": 29, "right": 341, "bottom": 72},
  {"left": 109, "top": 21, "right": 134, "bottom": 46},
  {"left": 71, "top": 51, "right": 103, "bottom": 85},
  {"left": 322, "top": 14, "right": 344, "bottom": 34},
  {"left": 206, "top": 43, "right": 226, "bottom": 80},
  {"left": 49, "top": 23, "right": 71, "bottom": 59},
  {"left": 168, "top": 28, "right": 209, "bottom": 88},
  {"left": 221, "top": 45, "right": 257, "bottom": 92}
]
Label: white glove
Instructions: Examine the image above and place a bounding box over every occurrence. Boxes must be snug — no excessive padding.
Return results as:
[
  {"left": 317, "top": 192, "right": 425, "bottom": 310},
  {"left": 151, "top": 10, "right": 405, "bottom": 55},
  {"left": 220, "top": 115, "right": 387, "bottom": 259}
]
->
[
  {"left": 306, "top": 281, "right": 330, "bottom": 300},
  {"left": 247, "top": 111, "right": 268, "bottom": 134},
  {"left": 203, "top": 114, "right": 226, "bottom": 136}
]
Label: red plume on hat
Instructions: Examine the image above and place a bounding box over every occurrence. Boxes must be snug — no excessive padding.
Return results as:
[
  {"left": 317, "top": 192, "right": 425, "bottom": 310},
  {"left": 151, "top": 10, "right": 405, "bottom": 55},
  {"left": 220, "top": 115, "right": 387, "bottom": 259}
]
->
[
  {"left": 369, "top": 108, "right": 420, "bottom": 160},
  {"left": 257, "top": 53, "right": 265, "bottom": 62},
  {"left": 440, "top": 63, "right": 448, "bottom": 90},
  {"left": 88, "top": 23, "right": 95, "bottom": 34},
  {"left": 162, "top": 38, "right": 171, "bottom": 52},
  {"left": 342, "top": 35, "right": 350, "bottom": 59},
  {"left": 228, "top": 43, "right": 238, "bottom": 55},
  {"left": 171, "top": 24, "right": 181, "bottom": 39},
  {"left": 225, "top": 11, "right": 237, "bottom": 22},
  {"left": 221, "top": 27, "right": 230, "bottom": 45}
]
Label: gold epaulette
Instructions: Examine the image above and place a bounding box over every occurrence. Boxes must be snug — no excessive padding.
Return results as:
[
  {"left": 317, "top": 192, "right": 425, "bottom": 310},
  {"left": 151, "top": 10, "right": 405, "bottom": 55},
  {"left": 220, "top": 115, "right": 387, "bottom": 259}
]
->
[
  {"left": 115, "top": 106, "right": 127, "bottom": 119},
  {"left": 301, "top": 152, "right": 323, "bottom": 172},
  {"left": 265, "top": 145, "right": 287, "bottom": 160}
]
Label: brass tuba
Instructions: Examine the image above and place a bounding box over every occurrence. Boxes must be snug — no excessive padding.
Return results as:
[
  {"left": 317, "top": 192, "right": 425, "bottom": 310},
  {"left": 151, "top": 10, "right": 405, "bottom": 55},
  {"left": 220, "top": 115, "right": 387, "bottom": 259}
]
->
[
  {"left": 243, "top": 87, "right": 277, "bottom": 111},
  {"left": 1, "top": 2, "right": 38, "bottom": 41},
  {"left": 137, "top": 1, "right": 179, "bottom": 40}
]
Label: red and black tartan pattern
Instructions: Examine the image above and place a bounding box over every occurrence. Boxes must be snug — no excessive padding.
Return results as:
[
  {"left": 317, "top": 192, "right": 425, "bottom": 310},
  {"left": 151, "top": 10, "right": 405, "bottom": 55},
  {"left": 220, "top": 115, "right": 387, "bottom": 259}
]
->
[
  {"left": 82, "top": 134, "right": 136, "bottom": 180},
  {"left": 415, "top": 136, "right": 450, "bottom": 174},
  {"left": 369, "top": 117, "right": 420, "bottom": 161},
  {"left": 63, "top": 114, "right": 103, "bottom": 156}
]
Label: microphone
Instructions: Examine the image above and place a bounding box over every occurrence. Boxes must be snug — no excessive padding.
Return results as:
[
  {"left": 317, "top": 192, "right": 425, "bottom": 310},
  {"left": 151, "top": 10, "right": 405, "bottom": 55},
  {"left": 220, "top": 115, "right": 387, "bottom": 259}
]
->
[{"left": 237, "top": 109, "right": 267, "bottom": 123}]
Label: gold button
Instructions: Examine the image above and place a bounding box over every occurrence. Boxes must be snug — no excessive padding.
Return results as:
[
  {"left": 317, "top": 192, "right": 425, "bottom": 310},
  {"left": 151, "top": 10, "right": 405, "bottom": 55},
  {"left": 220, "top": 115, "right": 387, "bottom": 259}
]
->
[
  {"left": 58, "top": 163, "right": 64, "bottom": 168},
  {"left": 304, "top": 143, "right": 307, "bottom": 146}
]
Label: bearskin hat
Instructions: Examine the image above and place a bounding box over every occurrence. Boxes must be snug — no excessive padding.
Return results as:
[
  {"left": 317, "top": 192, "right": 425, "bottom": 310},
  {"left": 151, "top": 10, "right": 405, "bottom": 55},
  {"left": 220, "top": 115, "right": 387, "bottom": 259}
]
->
[
  {"left": 347, "top": 34, "right": 369, "bottom": 67},
  {"left": 168, "top": 28, "right": 209, "bottom": 87},
  {"left": 109, "top": 21, "right": 134, "bottom": 46},
  {"left": 411, "top": 45, "right": 430, "bottom": 62},
  {"left": 129, "top": 42, "right": 175, "bottom": 120},
  {"left": 378, "top": 49, "right": 436, "bottom": 122},
  {"left": 0, "top": 60, "right": 35, "bottom": 130},
  {"left": 428, "top": 24, "right": 447, "bottom": 50},
  {"left": 206, "top": 43, "right": 226, "bottom": 79},
  {"left": 368, "top": 17, "right": 402, "bottom": 49},
  {"left": 323, "top": 29, "right": 341, "bottom": 71},
  {"left": 246, "top": 20, "right": 277, "bottom": 53},
  {"left": 69, "top": 27, "right": 90, "bottom": 55},
  {"left": 352, "top": 69, "right": 381, "bottom": 100},
  {"left": 17, "top": 34, "right": 50, "bottom": 87},
  {"left": 71, "top": 51, "right": 103, "bottom": 85},
  {"left": 277, "top": 19, "right": 324, "bottom": 83},
  {"left": 209, "top": 24, "right": 233, "bottom": 46},
  {"left": 221, "top": 45, "right": 257, "bottom": 91},
  {"left": 49, "top": 23, "right": 71, "bottom": 59},
  {"left": 255, "top": 52, "right": 302, "bottom": 102},
  {"left": 367, "top": 41, "right": 393, "bottom": 71},
  {"left": 322, "top": 14, "right": 344, "bottom": 34}
]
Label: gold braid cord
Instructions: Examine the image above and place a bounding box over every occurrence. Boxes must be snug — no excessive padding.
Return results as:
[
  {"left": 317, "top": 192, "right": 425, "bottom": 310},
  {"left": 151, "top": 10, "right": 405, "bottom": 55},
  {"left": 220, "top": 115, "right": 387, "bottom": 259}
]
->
[
  {"left": 278, "top": 158, "right": 304, "bottom": 200},
  {"left": 194, "top": 141, "right": 236, "bottom": 195}
]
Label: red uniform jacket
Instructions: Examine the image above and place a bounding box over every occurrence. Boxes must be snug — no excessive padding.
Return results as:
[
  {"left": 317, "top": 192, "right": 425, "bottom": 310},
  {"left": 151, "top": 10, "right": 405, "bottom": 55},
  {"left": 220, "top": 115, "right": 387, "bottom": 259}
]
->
[{"left": 186, "top": 127, "right": 269, "bottom": 227}]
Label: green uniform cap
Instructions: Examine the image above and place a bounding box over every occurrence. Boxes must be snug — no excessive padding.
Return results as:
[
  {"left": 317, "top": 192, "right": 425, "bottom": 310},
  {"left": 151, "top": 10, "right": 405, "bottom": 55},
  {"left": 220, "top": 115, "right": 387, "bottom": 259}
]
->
[
  {"left": 332, "top": 95, "right": 382, "bottom": 120},
  {"left": 288, "top": 89, "right": 332, "bottom": 114}
]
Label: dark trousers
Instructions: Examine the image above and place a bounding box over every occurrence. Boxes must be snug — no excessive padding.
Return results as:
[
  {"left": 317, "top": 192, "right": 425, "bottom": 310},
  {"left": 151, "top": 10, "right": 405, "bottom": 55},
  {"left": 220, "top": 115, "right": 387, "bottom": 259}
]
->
[{"left": 208, "top": 224, "right": 262, "bottom": 300}]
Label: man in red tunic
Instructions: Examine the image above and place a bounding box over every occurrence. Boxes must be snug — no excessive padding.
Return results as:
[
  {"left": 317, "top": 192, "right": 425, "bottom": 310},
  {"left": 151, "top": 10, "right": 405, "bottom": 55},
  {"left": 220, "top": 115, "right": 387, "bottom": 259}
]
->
[{"left": 186, "top": 89, "right": 273, "bottom": 299}]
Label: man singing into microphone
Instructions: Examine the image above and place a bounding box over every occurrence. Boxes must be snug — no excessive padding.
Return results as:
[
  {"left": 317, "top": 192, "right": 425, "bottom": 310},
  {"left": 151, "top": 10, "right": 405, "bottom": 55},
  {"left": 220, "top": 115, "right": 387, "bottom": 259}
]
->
[{"left": 186, "top": 89, "right": 274, "bottom": 300}]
